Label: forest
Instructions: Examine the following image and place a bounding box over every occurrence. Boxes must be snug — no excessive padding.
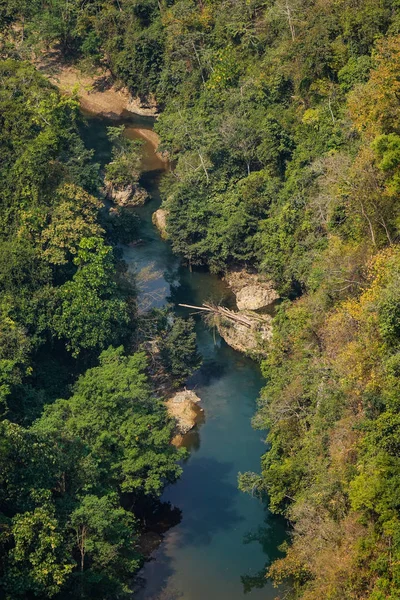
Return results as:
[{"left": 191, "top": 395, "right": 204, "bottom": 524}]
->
[
  {"left": 0, "top": 59, "right": 201, "bottom": 598},
  {"left": 1, "top": 0, "right": 400, "bottom": 598}
]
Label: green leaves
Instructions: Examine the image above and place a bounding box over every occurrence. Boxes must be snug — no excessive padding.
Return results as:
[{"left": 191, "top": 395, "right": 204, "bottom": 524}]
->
[
  {"left": 34, "top": 346, "right": 182, "bottom": 497},
  {"left": 52, "top": 237, "right": 130, "bottom": 357},
  {"left": 0, "top": 348, "right": 182, "bottom": 598},
  {"left": 69, "top": 494, "right": 139, "bottom": 578},
  {"left": 6, "top": 505, "right": 74, "bottom": 598}
]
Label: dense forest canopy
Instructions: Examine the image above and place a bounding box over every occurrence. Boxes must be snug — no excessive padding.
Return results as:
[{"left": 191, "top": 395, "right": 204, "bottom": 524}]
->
[
  {"left": 0, "top": 58, "right": 200, "bottom": 598},
  {"left": 1, "top": 0, "right": 400, "bottom": 598}
]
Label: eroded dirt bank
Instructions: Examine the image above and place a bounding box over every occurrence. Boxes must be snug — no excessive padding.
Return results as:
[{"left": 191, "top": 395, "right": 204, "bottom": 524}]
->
[{"left": 36, "top": 53, "right": 164, "bottom": 156}]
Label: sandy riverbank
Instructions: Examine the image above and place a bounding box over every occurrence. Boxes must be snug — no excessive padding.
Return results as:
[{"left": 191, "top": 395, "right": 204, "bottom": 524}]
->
[{"left": 36, "top": 53, "right": 164, "bottom": 156}]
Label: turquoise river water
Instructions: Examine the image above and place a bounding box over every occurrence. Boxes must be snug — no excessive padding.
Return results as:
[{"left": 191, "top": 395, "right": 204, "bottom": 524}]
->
[{"left": 82, "top": 113, "right": 287, "bottom": 600}]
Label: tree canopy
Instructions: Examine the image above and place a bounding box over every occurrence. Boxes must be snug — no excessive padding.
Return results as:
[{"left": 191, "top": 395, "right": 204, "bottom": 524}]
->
[{"left": 2, "top": 0, "right": 400, "bottom": 598}]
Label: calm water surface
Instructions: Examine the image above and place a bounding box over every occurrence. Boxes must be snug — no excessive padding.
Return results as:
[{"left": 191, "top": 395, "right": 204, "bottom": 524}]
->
[{"left": 82, "top": 114, "right": 286, "bottom": 600}]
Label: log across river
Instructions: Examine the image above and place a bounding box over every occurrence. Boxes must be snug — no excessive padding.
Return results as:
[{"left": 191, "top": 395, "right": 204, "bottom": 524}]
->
[
  {"left": 80, "top": 111, "right": 287, "bottom": 600},
  {"left": 178, "top": 303, "right": 262, "bottom": 328}
]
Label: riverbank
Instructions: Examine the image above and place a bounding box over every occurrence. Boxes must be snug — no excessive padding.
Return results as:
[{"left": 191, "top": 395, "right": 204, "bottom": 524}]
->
[
  {"left": 35, "top": 52, "right": 165, "bottom": 159},
  {"left": 36, "top": 51, "right": 157, "bottom": 114}
]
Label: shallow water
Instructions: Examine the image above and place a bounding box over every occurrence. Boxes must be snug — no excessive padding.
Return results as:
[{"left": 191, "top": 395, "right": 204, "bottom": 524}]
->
[{"left": 81, "top": 114, "right": 286, "bottom": 600}]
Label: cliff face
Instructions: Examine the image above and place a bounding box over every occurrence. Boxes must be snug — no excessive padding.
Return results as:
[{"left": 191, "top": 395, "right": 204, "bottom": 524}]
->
[{"left": 213, "top": 269, "right": 277, "bottom": 356}]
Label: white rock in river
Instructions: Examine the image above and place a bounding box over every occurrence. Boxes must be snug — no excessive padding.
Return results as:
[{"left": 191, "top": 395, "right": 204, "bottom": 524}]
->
[
  {"left": 165, "top": 389, "right": 202, "bottom": 435},
  {"left": 225, "top": 269, "right": 279, "bottom": 311}
]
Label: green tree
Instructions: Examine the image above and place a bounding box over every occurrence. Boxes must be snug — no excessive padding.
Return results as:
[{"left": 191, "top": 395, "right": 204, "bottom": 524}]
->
[
  {"left": 69, "top": 494, "right": 139, "bottom": 595},
  {"left": 33, "top": 346, "right": 182, "bottom": 497},
  {"left": 52, "top": 237, "right": 130, "bottom": 357},
  {"left": 4, "top": 504, "right": 73, "bottom": 599},
  {"left": 158, "top": 317, "right": 201, "bottom": 387}
]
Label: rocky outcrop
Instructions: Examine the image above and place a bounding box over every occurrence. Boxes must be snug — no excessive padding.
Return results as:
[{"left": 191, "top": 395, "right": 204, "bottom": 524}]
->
[
  {"left": 152, "top": 209, "right": 169, "bottom": 239},
  {"left": 36, "top": 56, "right": 160, "bottom": 119},
  {"left": 216, "top": 311, "right": 273, "bottom": 357},
  {"left": 104, "top": 181, "right": 149, "bottom": 206},
  {"left": 225, "top": 269, "right": 279, "bottom": 311},
  {"left": 126, "top": 94, "right": 159, "bottom": 117},
  {"left": 165, "top": 389, "right": 202, "bottom": 435},
  {"left": 177, "top": 301, "right": 273, "bottom": 357}
]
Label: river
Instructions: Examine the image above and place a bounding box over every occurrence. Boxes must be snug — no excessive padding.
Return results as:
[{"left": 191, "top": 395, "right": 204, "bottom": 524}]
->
[{"left": 81, "top": 112, "right": 287, "bottom": 600}]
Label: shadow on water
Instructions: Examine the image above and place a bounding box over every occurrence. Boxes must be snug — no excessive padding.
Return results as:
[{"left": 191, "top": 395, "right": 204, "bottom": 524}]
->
[
  {"left": 241, "top": 507, "right": 288, "bottom": 593},
  {"left": 166, "top": 457, "right": 244, "bottom": 547},
  {"left": 188, "top": 357, "right": 228, "bottom": 388}
]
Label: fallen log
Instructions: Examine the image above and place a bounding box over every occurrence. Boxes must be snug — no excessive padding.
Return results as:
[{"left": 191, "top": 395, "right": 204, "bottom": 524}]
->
[{"left": 178, "top": 302, "right": 256, "bottom": 328}]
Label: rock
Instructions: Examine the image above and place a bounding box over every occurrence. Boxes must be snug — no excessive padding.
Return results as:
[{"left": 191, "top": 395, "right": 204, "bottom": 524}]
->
[
  {"left": 171, "top": 433, "right": 185, "bottom": 447},
  {"left": 235, "top": 285, "right": 279, "bottom": 311},
  {"left": 126, "top": 94, "right": 159, "bottom": 117},
  {"left": 104, "top": 180, "right": 149, "bottom": 206},
  {"left": 225, "top": 269, "right": 279, "bottom": 311},
  {"left": 216, "top": 311, "right": 273, "bottom": 357},
  {"left": 165, "top": 389, "right": 202, "bottom": 435},
  {"left": 152, "top": 208, "right": 169, "bottom": 239},
  {"left": 37, "top": 59, "right": 160, "bottom": 120}
]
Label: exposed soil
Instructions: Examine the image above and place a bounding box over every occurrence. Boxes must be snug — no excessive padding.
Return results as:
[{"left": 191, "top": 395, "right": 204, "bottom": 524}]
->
[{"left": 35, "top": 51, "right": 165, "bottom": 158}]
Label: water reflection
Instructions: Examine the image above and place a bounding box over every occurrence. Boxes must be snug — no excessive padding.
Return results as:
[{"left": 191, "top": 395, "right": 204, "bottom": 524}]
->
[
  {"left": 168, "top": 457, "right": 244, "bottom": 547},
  {"left": 188, "top": 357, "right": 227, "bottom": 388},
  {"left": 241, "top": 509, "right": 288, "bottom": 594},
  {"left": 178, "top": 428, "right": 201, "bottom": 453}
]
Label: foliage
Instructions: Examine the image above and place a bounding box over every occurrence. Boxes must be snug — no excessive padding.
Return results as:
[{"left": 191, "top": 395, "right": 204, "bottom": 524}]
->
[
  {"left": 158, "top": 316, "right": 202, "bottom": 387},
  {"left": 3, "top": 0, "right": 400, "bottom": 597},
  {"left": 0, "top": 59, "right": 186, "bottom": 599},
  {"left": 104, "top": 126, "right": 144, "bottom": 188},
  {"left": 52, "top": 237, "right": 131, "bottom": 357},
  {"left": 0, "top": 59, "right": 136, "bottom": 411},
  {"left": 34, "top": 346, "right": 182, "bottom": 496},
  {"left": 251, "top": 249, "right": 400, "bottom": 599},
  {"left": 1, "top": 348, "right": 181, "bottom": 599},
  {"left": 135, "top": 308, "right": 202, "bottom": 387}
]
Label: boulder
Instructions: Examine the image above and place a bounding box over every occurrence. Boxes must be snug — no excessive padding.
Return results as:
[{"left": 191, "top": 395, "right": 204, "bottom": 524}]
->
[
  {"left": 126, "top": 94, "right": 159, "bottom": 117},
  {"left": 104, "top": 181, "right": 149, "bottom": 206},
  {"left": 165, "top": 389, "right": 202, "bottom": 435},
  {"left": 225, "top": 270, "right": 279, "bottom": 311},
  {"left": 152, "top": 208, "right": 169, "bottom": 239}
]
